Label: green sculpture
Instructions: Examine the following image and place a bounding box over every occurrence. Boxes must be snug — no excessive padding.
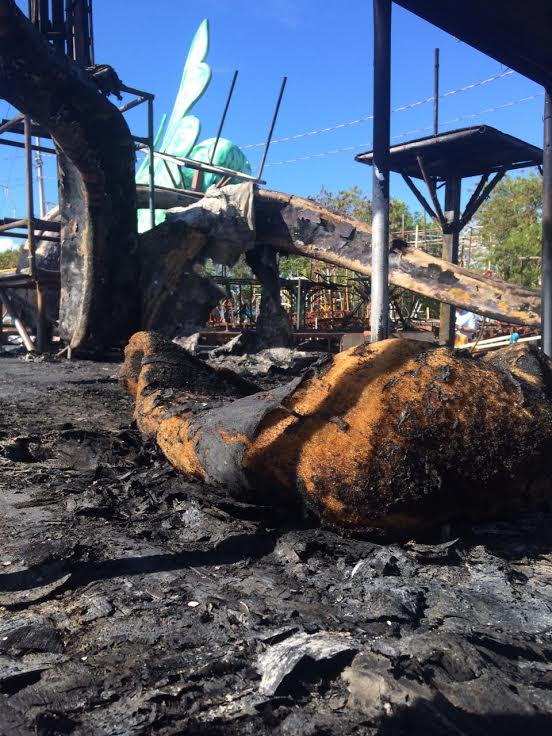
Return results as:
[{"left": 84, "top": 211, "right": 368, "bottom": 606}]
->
[{"left": 136, "top": 19, "right": 252, "bottom": 232}]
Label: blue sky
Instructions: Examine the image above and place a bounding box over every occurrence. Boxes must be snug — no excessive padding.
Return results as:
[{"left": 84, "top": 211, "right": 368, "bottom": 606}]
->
[{"left": 0, "top": 0, "right": 546, "bottom": 249}]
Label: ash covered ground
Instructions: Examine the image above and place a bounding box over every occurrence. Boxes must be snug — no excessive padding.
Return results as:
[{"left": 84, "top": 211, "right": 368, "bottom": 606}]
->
[{"left": 0, "top": 355, "right": 552, "bottom": 735}]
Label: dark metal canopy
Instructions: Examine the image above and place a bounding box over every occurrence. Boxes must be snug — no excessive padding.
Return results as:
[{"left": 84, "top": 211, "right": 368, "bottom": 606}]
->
[
  {"left": 394, "top": 0, "right": 552, "bottom": 90},
  {"left": 355, "top": 125, "right": 542, "bottom": 181}
]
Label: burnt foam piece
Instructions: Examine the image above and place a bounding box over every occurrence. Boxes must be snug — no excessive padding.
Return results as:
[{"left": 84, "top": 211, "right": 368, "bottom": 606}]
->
[{"left": 121, "top": 331, "right": 552, "bottom": 533}]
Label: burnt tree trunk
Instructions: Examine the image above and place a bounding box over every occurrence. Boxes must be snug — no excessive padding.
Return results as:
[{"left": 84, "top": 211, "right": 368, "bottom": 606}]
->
[{"left": 0, "top": 0, "right": 139, "bottom": 350}]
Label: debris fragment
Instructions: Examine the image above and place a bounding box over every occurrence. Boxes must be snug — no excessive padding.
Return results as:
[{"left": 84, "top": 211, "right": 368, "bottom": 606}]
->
[{"left": 257, "top": 632, "right": 358, "bottom": 696}]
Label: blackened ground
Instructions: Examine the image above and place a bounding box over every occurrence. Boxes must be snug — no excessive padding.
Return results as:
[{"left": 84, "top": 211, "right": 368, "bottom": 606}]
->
[{"left": 0, "top": 355, "right": 551, "bottom": 736}]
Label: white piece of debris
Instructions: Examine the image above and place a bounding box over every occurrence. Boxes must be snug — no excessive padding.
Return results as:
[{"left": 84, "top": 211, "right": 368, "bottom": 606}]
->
[{"left": 257, "top": 631, "right": 358, "bottom": 696}]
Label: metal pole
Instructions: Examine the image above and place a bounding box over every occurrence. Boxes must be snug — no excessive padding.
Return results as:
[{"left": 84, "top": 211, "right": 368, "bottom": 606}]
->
[
  {"left": 24, "top": 116, "right": 36, "bottom": 279},
  {"left": 439, "top": 175, "right": 461, "bottom": 346},
  {"left": 542, "top": 90, "right": 552, "bottom": 357},
  {"left": 35, "top": 284, "right": 47, "bottom": 353},
  {"left": 88, "top": 0, "right": 95, "bottom": 65},
  {"left": 296, "top": 278, "right": 302, "bottom": 330},
  {"left": 147, "top": 97, "right": 156, "bottom": 229},
  {"left": 210, "top": 70, "right": 238, "bottom": 165},
  {"left": 257, "top": 76, "right": 287, "bottom": 180},
  {"left": 433, "top": 48, "right": 439, "bottom": 135},
  {"left": 35, "top": 137, "right": 46, "bottom": 218},
  {"left": 370, "top": 0, "right": 392, "bottom": 343},
  {"left": 0, "top": 288, "right": 36, "bottom": 353}
]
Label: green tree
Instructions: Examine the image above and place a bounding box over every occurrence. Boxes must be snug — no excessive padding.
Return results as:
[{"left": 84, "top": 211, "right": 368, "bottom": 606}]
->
[
  {"left": 313, "top": 185, "right": 372, "bottom": 222},
  {"left": 313, "top": 185, "right": 415, "bottom": 234},
  {"left": 476, "top": 173, "right": 542, "bottom": 287},
  {"left": 0, "top": 247, "right": 19, "bottom": 270},
  {"left": 391, "top": 198, "right": 419, "bottom": 235}
]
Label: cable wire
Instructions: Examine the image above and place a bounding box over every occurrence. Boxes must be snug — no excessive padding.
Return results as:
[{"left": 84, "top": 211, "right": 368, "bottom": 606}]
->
[
  {"left": 241, "top": 69, "right": 515, "bottom": 150},
  {"left": 260, "top": 91, "right": 543, "bottom": 167}
]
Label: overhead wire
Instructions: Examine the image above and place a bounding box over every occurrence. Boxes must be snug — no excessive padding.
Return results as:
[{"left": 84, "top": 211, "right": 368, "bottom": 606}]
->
[
  {"left": 241, "top": 69, "right": 515, "bottom": 150},
  {"left": 259, "top": 91, "right": 544, "bottom": 168}
]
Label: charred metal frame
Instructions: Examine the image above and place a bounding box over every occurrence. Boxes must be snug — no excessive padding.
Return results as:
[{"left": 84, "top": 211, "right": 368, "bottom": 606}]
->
[
  {"left": 378, "top": 0, "right": 552, "bottom": 355},
  {"left": 360, "top": 124, "right": 540, "bottom": 344},
  {"left": 543, "top": 91, "right": 552, "bottom": 356},
  {"left": 118, "top": 84, "right": 156, "bottom": 229},
  {"left": 0, "top": 114, "right": 60, "bottom": 352},
  {"left": 400, "top": 160, "right": 507, "bottom": 345}
]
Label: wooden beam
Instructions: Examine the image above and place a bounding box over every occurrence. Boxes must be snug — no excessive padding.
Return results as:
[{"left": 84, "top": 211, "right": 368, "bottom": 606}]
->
[{"left": 459, "top": 172, "right": 490, "bottom": 228}]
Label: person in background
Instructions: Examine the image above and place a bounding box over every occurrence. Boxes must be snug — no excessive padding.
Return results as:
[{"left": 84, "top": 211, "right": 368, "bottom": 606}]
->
[{"left": 455, "top": 308, "right": 480, "bottom": 344}]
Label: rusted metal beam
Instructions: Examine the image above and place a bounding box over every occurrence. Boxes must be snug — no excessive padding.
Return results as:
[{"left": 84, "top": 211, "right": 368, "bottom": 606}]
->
[
  {"left": 35, "top": 283, "right": 48, "bottom": 353},
  {"left": 0, "top": 217, "right": 61, "bottom": 232},
  {"left": 0, "top": 287, "right": 35, "bottom": 352},
  {"left": 257, "top": 76, "right": 287, "bottom": 180},
  {"left": 416, "top": 155, "right": 446, "bottom": 228},
  {"left": 0, "top": 138, "right": 55, "bottom": 153},
  {"left": 459, "top": 168, "right": 506, "bottom": 230},
  {"left": 401, "top": 173, "right": 440, "bottom": 225},
  {"left": 210, "top": 70, "right": 238, "bottom": 165},
  {"left": 24, "top": 115, "right": 37, "bottom": 279}
]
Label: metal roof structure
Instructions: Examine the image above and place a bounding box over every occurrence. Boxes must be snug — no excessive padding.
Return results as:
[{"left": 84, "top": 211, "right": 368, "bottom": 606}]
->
[
  {"left": 355, "top": 125, "right": 543, "bottom": 181},
  {"left": 366, "top": 0, "right": 552, "bottom": 352},
  {"left": 394, "top": 1, "right": 552, "bottom": 91}
]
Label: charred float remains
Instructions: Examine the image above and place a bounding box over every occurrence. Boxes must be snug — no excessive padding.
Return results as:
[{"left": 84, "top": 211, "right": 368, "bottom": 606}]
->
[
  {"left": 0, "top": 0, "right": 550, "bottom": 533},
  {"left": 2, "top": 1, "right": 552, "bottom": 733}
]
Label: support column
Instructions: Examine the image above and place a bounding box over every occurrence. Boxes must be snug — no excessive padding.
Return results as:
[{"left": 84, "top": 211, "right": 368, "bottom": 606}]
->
[
  {"left": 147, "top": 97, "right": 156, "bottom": 230},
  {"left": 296, "top": 279, "right": 303, "bottom": 330},
  {"left": 439, "top": 176, "right": 461, "bottom": 346},
  {"left": 542, "top": 90, "right": 552, "bottom": 357},
  {"left": 370, "top": 0, "right": 391, "bottom": 343},
  {"left": 35, "top": 284, "right": 48, "bottom": 353}
]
